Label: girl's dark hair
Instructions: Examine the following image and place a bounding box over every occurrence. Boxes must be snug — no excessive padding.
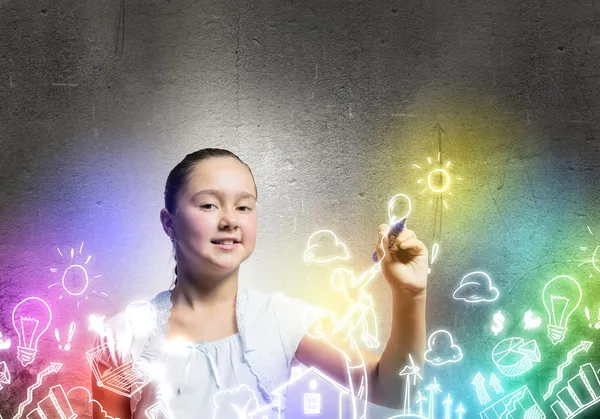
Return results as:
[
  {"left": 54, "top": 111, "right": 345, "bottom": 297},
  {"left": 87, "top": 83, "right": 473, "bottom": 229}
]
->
[{"left": 165, "top": 148, "right": 257, "bottom": 285}]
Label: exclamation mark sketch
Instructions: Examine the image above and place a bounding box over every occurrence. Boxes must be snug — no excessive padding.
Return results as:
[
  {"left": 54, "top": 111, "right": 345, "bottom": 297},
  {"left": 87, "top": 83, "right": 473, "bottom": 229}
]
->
[
  {"left": 585, "top": 307, "right": 600, "bottom": 329},
  {"left": 54, "top": 321, "right": 76, "bottom": 351}
]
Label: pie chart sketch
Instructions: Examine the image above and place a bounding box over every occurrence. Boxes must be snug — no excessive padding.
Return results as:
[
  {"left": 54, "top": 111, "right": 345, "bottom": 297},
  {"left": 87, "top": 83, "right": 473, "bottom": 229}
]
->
[{"left": 492, "top": 337, "right": 541, "bottom": 377}]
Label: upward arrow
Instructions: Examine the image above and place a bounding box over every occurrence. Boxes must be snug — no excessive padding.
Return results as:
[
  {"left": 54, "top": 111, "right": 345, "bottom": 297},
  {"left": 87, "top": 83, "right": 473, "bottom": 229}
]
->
[
  {"left": 472, "top": 372, "right": 491, "bottom": 405},
  {"left": 471, "top": 372, "right": 485, "bottom": 386},
  {"left": 489, "top": 373, "right": 504, "bottom": 394}
]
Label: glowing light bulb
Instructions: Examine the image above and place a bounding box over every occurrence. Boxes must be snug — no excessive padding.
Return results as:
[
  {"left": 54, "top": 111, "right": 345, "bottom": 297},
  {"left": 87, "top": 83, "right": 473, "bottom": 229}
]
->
[
  {"left": 11, "top": 297, "right": 53, "bottom": 366},
  {"left": 387, "top": 193, "right": 412, "bottom": 225},
  {"left": 542, "top": 275, "right": 582, "bottom": 345}
]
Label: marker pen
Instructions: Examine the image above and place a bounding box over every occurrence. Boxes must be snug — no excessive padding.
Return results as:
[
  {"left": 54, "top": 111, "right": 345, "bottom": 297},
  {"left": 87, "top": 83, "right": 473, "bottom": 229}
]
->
[{"left": 372, "top": 218, "right": 407, "bottom": 262}]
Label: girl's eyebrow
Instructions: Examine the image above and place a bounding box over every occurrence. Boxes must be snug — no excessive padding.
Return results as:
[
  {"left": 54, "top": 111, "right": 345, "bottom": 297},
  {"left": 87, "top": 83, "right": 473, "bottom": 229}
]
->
[{"left": 192, "top": 189, "right": 257, "bottom": 201}]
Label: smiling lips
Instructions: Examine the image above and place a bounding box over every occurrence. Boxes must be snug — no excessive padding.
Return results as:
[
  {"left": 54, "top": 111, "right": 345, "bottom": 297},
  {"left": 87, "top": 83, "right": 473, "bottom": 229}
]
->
[{"left": 211, "top": 238, "right": 241, "bottom": 250}]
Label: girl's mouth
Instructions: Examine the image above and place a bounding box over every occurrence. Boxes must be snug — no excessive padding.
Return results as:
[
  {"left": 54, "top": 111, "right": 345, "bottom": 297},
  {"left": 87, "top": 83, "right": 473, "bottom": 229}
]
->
[{"left": 210, "top": 239, "right": 240, "bottom": 250}]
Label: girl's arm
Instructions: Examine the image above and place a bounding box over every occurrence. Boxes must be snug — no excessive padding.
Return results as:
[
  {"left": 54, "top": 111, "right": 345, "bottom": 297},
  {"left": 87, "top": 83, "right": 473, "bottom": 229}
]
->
[
  {"left": 91, "top": 370, "right": 132, "bottom": 419},
  {"left": 296, "top": 224, "right": 428, "bottom": 410}
]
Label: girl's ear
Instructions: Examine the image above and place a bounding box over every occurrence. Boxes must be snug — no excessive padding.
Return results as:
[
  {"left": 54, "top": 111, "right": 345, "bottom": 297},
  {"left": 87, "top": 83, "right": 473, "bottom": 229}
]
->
[{"left": 160, "top": 208, "right": 176, "bottom": 240}]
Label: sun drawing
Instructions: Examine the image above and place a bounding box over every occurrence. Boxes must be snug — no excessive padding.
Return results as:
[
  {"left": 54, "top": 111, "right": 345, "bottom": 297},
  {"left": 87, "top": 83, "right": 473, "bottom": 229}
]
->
[
  {"left": 412, "top": 152, "right": 463, "bottom": 209},
  {"left": 48, "top": 242, "right": 106, "bottom": 307}
]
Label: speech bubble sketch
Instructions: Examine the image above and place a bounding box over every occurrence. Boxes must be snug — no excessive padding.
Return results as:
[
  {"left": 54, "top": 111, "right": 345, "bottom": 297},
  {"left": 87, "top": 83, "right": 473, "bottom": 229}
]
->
[
  {"left": 329, "top": 268, "right": 380, "bottom": 348},
  {"left": 543, "top": 340, "right": 593, "bottom": 401},
  {"left": 491, "top": 311, "right": 505, "bottom": 336},
  {"left": 398, "top": 354, "right": 422, "bottom": 414},
  {"left": 303, "top": 230, "right": 351, "bottom": 263},
  {"left": 12, "top": 362, "right": 62, "bottom": 419},
  {"left": 453, "top": 271, "right": 499, "bottom": 303},
  {"left": 542, "top": 275, "right": 582, "bottom": 345},
  {"left": 0, "top": 331, "right": 11, "bottom": 351},
  {"left": 424, "top": 330, "right": 463, "bottom": 366},
  {"left": 492, "top": 337, "right": 540, "bottom": 377},
  {"left": 25, "top": 384, "right": 75, "bottom": 419},
  {"left": 54, "top": 321, "right": 76, "bottom": 351},
  {"left": 479, "top": 385, "right": 545, "bottom": 419},
  {"left": 547, "top": 362, "right": 600, "bottom": 419},
  {"left": 0, "top": 361, "right": 10, "bottom": 390},
  {"left": 11, "top": 297, "right": 53, "bottom": 367},
  {"left": 86, "top": 343, "right": 152, "bottom": 398},
  {"left": 67, "top": 386, "right": 116, "bottom": 419},
  {"left": 48, "top": 242, "right": 106, "bottom": 308},
  {"left": 523, "top": 310, "right": 542, "bottom": 330},
  {"left": 584, "top": 307, "right": 600, "bottom": 329}
]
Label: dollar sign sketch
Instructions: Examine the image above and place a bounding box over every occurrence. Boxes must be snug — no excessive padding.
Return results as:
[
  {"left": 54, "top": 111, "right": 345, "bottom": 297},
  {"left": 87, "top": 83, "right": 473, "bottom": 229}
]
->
[{"left": 491, "top": 310, "right": 505, "bottom": 336}]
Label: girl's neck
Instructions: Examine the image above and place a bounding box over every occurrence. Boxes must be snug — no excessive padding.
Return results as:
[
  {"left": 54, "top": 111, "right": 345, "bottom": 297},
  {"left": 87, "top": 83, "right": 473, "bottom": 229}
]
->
[{"left": 171, "top": 268, "right": 239, "bottom": 309}]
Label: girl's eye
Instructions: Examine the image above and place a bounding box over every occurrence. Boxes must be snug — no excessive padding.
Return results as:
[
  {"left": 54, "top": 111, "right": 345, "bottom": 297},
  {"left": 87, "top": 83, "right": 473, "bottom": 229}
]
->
[
  {"left": 238, "top": 206, "right": 252, "bottom": 211},
  {"left": 200, "top": 204, "right": 216, "bottom": 209}
]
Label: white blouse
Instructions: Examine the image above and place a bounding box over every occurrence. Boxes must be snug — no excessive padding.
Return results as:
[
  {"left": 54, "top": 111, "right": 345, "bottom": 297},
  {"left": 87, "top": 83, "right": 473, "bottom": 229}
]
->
[{"left": 94, "top": 284, "right": 324, "bottom": 418}]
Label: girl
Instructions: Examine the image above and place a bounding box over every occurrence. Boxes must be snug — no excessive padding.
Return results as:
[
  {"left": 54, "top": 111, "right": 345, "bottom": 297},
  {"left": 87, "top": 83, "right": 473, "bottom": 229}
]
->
[{"left": 92, "top": 148, "right": 428, "bottom": 418}]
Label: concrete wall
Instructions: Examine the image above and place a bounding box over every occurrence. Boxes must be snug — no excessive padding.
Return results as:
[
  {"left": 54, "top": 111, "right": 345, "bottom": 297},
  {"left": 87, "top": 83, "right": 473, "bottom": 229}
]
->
[{"left": 1, "top": 0, "right": 600, "bottom": 417}]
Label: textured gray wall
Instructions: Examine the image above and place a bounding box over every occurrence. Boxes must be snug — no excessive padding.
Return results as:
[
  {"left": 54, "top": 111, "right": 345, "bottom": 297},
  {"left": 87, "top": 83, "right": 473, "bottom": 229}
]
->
[{"left": 1, "top": 0, "right": 600, "bottom": 417}]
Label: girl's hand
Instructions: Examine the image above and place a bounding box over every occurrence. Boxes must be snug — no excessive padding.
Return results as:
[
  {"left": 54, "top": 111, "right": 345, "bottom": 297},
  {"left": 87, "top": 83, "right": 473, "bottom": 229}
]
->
[{"left": 374, "top": 223, "right": 428, "bottom": 296}]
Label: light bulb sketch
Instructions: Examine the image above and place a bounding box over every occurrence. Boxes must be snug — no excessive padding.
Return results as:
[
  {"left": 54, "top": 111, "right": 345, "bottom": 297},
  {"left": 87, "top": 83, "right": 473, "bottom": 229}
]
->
[
  {"left": 11, "top": 297, "right": 53, "bottom": 367},
  {"left": 48, "top": 242, "right": 107, "bottom": 307},
  {"left": 542, "top": 275, "right": 582, "bottom": 345}
]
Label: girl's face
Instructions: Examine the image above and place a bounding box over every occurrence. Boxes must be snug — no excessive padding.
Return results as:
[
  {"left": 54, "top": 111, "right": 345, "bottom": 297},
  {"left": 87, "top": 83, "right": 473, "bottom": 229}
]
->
[{"left": 170, "top": 157, "right": 258, "bottom": 275}]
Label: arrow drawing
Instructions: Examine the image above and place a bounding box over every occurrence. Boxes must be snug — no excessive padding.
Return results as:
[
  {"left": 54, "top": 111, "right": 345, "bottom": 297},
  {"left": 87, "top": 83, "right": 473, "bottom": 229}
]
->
[
  {"left": 543, "top": 340, "right": 593, "bottom": 400},
  {"left": 472, "top": 372, "right": 491, "bottom": 405},
  {"left": 13, "top": 362, "right": 62, "bottom": 419},
  {"left": 489, "top": 373, "right": 504, "bottom": 395}
]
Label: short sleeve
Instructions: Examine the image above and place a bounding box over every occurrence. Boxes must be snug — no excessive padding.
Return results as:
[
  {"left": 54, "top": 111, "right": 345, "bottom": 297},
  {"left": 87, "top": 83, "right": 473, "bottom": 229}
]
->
[{"left": 271, "top": 293, "right": 325, "bottom": 367}]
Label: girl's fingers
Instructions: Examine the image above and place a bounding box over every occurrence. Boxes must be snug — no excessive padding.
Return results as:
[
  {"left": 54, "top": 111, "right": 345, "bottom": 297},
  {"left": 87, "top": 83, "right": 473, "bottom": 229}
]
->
[{"left": 395, "top": 237, "right": 427, "bottom": 255}]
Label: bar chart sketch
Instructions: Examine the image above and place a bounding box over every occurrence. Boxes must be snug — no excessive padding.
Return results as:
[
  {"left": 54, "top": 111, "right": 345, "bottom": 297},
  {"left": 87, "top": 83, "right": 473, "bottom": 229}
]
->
[{"left": 549, "top": 363, "right": 600, "bottom": 419}]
